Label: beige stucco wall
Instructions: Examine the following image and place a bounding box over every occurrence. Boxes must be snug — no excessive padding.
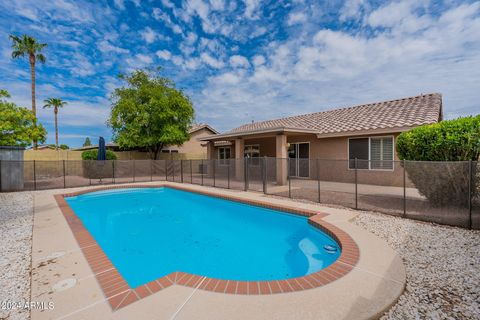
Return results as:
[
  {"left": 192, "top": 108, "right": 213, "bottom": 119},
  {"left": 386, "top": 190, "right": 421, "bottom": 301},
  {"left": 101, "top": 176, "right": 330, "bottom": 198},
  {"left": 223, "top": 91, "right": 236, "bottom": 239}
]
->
[
  {"left": 163, "top": 128, "right": 216, "bottom": 157},
  {"left": 210, "top": 132, "right": 405, "bottom": 186}
]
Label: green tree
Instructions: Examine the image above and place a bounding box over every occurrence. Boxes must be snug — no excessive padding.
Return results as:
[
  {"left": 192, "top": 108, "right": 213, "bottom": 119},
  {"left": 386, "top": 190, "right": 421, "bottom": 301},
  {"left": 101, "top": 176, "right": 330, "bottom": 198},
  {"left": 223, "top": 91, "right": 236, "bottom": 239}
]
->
[
  {"left": 0, "top": 90, "right": 47, "bottom": 147},
  {"left": 108, "top": 69, "right": 194, "bottom": 159},
  {"left": 43, "top": 98, "right": 67, "bottom": 150},
  {"left": 59, "top": 144, "right": 69, "bottom": 150},
  {"left": 83, "top": 137, "right": 92, "bottom": 147},
  {"left": 9, "top": 35, "right": 47, "bottom": 149}
]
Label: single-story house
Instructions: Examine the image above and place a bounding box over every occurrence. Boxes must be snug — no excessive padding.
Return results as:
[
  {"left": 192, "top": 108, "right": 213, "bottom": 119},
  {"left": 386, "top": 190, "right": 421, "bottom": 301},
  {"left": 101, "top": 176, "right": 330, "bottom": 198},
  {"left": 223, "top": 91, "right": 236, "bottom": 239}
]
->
[
  {"left": 200, "top": 93, "right": 442, "bottom": 185},
  {"left": 162, "top": 124, "right": 219, "bottom": 156}
]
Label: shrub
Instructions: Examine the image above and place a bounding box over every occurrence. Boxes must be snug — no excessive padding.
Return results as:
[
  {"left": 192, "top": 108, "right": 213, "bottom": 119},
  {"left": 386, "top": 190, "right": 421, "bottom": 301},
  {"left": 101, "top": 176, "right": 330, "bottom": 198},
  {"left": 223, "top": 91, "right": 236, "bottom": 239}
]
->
[
  {"left": 81, "top": 149, "right": 117, "bottom": 160},
  {"left": 81, "top": 149, "right": 117, "bottom": 179},
  {"left": 396, "top": 115, "right": 480, "bottom": 206}
]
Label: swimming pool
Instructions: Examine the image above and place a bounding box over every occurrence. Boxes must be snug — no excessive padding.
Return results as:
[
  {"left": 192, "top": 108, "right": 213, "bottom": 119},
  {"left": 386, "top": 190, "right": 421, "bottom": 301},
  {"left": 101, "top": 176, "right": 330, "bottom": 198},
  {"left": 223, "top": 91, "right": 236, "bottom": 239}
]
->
[{"left": 65, "top": 187, "right": 341, "bottom": 289}]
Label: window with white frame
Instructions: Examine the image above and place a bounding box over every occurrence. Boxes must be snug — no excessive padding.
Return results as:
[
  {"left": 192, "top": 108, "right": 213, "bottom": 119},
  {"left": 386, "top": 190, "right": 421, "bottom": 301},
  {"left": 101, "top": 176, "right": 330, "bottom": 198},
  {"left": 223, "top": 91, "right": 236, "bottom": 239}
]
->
[
  {"left": 348, "top": 137, "right": 394, "bottom": 170},
  {"left": 218, "top": 147, "right": 231, "bottom": 165},
  {"left": 244, "top": 145, "right": 260, "bottom": 165}
]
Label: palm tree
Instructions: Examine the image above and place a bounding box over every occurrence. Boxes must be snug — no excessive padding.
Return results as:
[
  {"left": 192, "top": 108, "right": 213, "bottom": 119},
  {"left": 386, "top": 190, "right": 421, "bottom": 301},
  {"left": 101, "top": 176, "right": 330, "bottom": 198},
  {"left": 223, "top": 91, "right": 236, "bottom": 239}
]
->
[
  {"left": 9, "top": 34, "right": 47, "bottom": 149},
  {"left": 43, "top": 98, "right": 67, "bottom": 150}
]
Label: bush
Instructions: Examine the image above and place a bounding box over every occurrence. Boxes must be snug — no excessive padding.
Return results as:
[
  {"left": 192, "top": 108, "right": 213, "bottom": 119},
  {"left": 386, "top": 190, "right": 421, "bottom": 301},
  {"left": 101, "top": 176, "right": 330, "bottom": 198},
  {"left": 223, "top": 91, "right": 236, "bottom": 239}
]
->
[
  {"left": 396, "top": 115, "right": 480, "bottom": 206},
  {"left": 81, "top": 149, "right": 117, "bottom": 179}
]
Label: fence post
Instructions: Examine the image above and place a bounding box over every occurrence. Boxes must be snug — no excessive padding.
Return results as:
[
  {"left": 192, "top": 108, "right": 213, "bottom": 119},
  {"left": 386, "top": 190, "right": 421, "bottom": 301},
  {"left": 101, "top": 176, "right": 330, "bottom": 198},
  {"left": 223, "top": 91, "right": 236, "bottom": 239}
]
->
[
  {"left": 468, "top": 160, "right": 473, "bottom": 229},
  {"left": 213, "top": 160, "right": 216, "bottom": 187},
  {"left": 244, "top": 158, "right": 248, "bottom": 191},
  {"left": 113, "top": 160, "right": 115, "bottom": 184},
  {"left": 262, "top": 157, "right": 267, "bottom": 194},
  {"left": 190, "top": 160, "right": 193, "bottom": 183},
  {"left": 150, "top": 159, "right": 153, "bottom": 182},
  {"left": 317, "top": 158, "right": 321, "bottom": 203},
  {"left": 288, "top": 158, "right": 291, "bottom": 198},
  {"left": 354, "top": 158, "right": 358, "bottom": 209},
  {"left": 165, "top": 160, "right": 168, "bottom": 181},
  {"left": 227, "top": 159, "right": 230, "bottom": 189},
  {"left": 172, "top": 160, "right": 175, "bottom": 181},
  {"left": 403, "top": 160, "right": 406, "bottom": 218},
  {"left": 201, "top": 159, "right": 204, "bottom": 186},
  {"left": 33, "top": 160, "right": 37, "bottom": 190},
  {"left": 63, "top": 160, "right": 66, "bottom": 188},
  {"left": 133, "top": 159, "right": 136, "bottom": 182},
  {"left": 181, "top": 160, "right": 184, "bottom": 183}
]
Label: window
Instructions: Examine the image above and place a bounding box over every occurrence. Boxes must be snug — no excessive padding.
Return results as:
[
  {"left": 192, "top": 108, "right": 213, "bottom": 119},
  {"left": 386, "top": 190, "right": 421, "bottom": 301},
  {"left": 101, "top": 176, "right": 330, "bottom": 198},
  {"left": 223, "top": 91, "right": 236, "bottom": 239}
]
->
[
  {"left": 244, "top": 145, "right": 260, "bottom": 165},
  {"left": 218, "top": 147, "right": 231, "bottom": 165},
  {"left": 348, "top": 137, "right": 394, "bottom": 170},
  {"left": 370, "top": 137, "right": 393, "bottom": 169}
]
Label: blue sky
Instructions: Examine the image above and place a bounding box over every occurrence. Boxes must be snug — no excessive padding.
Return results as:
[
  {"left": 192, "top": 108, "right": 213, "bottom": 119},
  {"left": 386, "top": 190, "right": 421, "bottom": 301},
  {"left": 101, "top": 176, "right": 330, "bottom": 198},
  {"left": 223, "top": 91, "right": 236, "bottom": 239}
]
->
[{"left": 0, "top": 0, "right": 479, "bottom": 147}]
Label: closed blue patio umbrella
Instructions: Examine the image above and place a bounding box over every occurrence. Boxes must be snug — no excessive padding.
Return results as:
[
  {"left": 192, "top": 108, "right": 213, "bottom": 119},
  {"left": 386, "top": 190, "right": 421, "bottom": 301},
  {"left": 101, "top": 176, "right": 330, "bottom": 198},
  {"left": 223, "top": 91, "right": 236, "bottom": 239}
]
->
[{"left": 98, "top": 137, "right": 106, "bottom": 161}]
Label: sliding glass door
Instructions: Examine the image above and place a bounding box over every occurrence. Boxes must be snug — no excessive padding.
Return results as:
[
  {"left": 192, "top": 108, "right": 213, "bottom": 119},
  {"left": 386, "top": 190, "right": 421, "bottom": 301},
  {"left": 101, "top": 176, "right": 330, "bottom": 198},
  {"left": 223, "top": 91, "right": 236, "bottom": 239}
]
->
[{"left": 288, "top": 143, "right": 310, "bottom": 178}]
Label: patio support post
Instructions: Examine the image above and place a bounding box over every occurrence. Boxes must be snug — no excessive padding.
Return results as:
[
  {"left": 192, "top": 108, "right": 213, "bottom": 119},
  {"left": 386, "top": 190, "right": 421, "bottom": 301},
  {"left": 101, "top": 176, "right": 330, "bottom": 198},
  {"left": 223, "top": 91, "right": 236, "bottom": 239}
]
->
[
  {"left": 181, "top": 160, "right": 184, "bottom": 183},
  {"left": 63, "top": 160, "right": 66, "bottom": 188},
  {"left": 33, "top": 160, "right": 37, "bottom": 190},
  {"left": 403, "top": 160, "right": 406, "bottom": 218},
  {"left": 317, "top": 158, "right": 321, "bottom": 203},
  {"left": 468, "top": 160, "right": 472, "bottom": 229},
  {"left": 275, "top": 134, "right": 288, "bottom": 185},
  {"left": 355, "top": 158, "right": 358, "bottom": 209}
]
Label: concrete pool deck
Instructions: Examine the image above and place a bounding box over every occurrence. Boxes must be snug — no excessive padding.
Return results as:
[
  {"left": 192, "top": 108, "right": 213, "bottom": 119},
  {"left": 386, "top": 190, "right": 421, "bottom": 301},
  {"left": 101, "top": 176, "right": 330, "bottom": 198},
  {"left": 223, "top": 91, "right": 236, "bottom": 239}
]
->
[{"left": 31, "top": 182, "right": 405, "bottom": 320}]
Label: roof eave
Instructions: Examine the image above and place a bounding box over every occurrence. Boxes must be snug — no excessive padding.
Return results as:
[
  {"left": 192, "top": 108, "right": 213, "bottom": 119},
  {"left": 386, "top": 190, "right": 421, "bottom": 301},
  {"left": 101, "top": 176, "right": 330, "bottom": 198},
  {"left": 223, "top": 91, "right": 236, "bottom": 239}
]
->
[{"left": 199, "top": 127, "right": 318, "bottom": 141}]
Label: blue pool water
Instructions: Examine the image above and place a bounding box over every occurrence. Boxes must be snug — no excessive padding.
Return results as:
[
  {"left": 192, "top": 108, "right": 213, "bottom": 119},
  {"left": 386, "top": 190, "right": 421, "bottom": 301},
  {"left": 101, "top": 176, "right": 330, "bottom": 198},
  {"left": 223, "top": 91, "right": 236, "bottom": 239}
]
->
[{"left": 66, "top": 187, "right": 341, "bottom": 288}]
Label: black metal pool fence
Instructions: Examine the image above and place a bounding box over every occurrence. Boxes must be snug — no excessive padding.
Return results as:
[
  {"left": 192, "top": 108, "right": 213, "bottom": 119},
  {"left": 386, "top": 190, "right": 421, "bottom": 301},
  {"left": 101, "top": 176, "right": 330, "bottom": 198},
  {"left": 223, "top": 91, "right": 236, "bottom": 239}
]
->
[{"left": 0, "top": 158, "right": 478, "bottom": 230}]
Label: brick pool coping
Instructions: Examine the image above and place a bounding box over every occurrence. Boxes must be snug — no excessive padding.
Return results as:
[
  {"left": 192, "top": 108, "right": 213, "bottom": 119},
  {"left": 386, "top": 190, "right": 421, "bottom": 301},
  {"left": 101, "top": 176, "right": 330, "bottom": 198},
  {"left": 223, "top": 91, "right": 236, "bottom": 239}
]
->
[{"left": 54, "top": 184, "right": 360, "bottom": 311}]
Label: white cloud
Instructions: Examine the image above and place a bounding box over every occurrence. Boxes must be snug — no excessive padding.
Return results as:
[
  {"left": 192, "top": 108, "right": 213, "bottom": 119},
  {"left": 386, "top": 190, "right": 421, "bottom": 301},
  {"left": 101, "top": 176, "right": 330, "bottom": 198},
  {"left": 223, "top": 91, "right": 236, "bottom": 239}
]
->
[
  {"left": 229, "top": 55, "right": 250, "bottom": 68},
  {"left": 244, "top": 0, "right": 260, "bottom": 19},
  {"left": 171, "top": 55, "right": 184, "bottom": 66},
  {"left": 113, "top": 0, "right": 125, "bottom": 10},
  {"left": 161, "top": 0, "right": 175, "bottom": 8},
  {"left": 252, "top": 55, "right": 265, "bottom": 67},
  {"left": 209, "top": 0, "right": 224, "bottom": 11},
  {"left": 97, "top": 40, "right": 129, "bottom": 54},
  {"left": 185, "top": 32, "right": 198, "bottom": 45},
  {"left": 200, "top": 52, "right": 224, "bottom": 68},
  {"left": 287, "top": 12, "right": 307, "bottom": 26},
  {"left": 140, "top": 27, "right": 160, "bottom": 44},
  {"left": 125, "top": 53, "right": 153, "bottom": 70},
  {"left": 153, "top": 8, "right": 183, "bottom": 34},
  {"left": 156, "top": 49, "right": 171, "bottom": 60}
]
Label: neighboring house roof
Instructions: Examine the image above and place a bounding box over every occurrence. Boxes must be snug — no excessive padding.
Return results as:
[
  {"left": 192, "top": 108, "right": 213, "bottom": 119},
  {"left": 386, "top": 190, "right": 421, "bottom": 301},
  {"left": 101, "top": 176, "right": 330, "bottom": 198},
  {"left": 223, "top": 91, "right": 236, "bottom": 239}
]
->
[
  {"left": 202, "top": 93, "right": 442, "bottom": 140},
  {"left": 71, "top": 142, "right": 119, "bottom": 151},
  {"left": 189, "top": 123, "right": 219, "bottom": 134}
]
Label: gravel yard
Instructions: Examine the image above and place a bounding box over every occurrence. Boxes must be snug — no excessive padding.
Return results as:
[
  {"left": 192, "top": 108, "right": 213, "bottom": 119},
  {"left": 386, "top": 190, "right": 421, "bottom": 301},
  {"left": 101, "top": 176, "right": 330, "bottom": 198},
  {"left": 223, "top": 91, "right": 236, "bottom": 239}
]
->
[
  {"left": 0, "top": 192, "right": 33, "bottom": 320},
  {"left": 353, "top": 211, "right": 480, "bottom": 319}
]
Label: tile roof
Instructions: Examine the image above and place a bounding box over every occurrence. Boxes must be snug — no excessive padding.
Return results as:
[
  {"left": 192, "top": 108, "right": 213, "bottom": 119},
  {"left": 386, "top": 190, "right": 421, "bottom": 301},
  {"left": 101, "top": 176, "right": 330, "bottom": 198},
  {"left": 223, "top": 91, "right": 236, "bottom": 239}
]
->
[
  {"left": 189, "top": 123, "right": 219, "bottom": 134},
  {"left": 227, "top": 93, "right": 442, "bottom": 136}
]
